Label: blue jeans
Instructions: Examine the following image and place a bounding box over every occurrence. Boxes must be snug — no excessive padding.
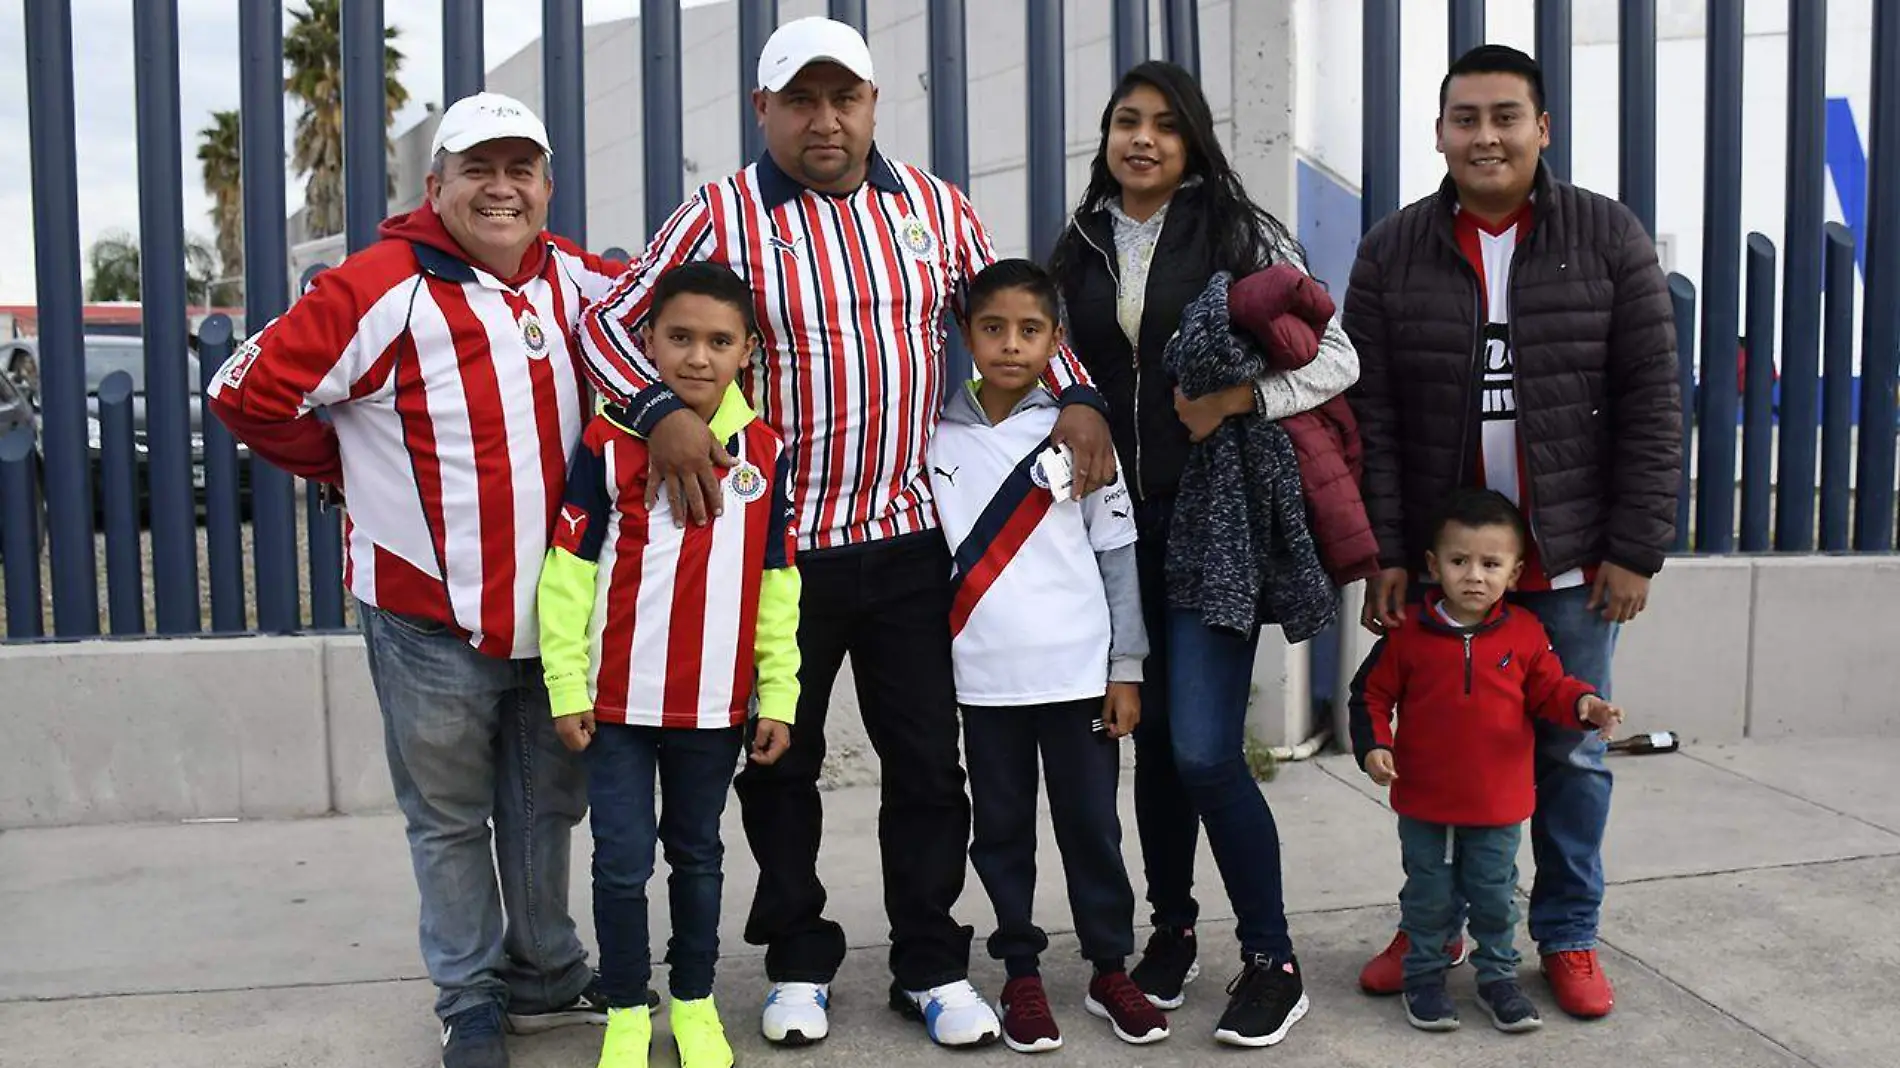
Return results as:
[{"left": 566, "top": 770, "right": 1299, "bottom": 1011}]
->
[
  {"left": 1397, "top": 817, "right": 1522, "bottom": 986},
  {"left": 359, "top": 602, "right": 592, "bottom": 1020},
  {"left": 588, "top": 723, "right": 743, "bottom": 1005}
]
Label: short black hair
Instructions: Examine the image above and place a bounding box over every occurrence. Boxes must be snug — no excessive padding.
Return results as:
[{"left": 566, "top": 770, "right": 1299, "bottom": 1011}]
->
[
  {"left": 967, "top": 258, "right": 1061, "bottom": 325},
  {"left": 1440, "top": 44, "right": 1546, "bottom": 115},
  {"left": 1430, "top": 487, "right": 1530, "bottom": 555},
  {"left": 648, "top": 261, "right": 760, "bottom": 338}
]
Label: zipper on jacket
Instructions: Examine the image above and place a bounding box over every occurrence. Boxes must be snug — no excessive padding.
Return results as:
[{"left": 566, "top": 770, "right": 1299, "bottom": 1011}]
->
[
  {"left": 1462, "top": 632, "right": 1474, "bottom": 694},
  {"left": 1078, "top": 222, "right": 1146, "bottom": 500}
]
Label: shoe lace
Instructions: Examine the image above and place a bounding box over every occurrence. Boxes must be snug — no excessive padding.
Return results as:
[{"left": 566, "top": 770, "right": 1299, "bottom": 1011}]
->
[
  {"left": 1102, "top": 974, "right": 1153, "bottom": 1017},
  {"left": 1005, "top": 980, "right": 1052, "bottom": 1021},
  {"left": 925, "top": 980, "right": 986, "bottom": 1011},
  {"left": 1226, "top": 956, "right": 1291, "bottom": 1008},
  {"left": 446, "top": 1004, "right": 503, "bottom": 1041},
  {"left": 1555, "top": 950, "right": 1599, "bottom": 979},
  {"left": 772, "top": 982, "right": 824, "bottom": 1008}
]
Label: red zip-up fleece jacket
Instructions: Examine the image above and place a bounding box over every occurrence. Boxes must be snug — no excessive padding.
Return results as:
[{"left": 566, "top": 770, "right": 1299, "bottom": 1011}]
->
[{"left": 1347, "top": 592, "right": 1596, "bottom": 826}]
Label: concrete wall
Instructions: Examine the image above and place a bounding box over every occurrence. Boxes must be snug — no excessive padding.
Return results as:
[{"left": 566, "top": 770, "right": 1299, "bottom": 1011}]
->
[{"left": 5, "top": 556, "right": 1895, "bottom": 829}]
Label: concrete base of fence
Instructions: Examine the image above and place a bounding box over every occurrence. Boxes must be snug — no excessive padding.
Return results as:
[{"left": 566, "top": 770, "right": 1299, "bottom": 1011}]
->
[{"left": 4, "top": 556, "right": 1896, "bottom": 829}]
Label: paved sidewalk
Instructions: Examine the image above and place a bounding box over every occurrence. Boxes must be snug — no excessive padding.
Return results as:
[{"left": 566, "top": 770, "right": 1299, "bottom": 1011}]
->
[{"left": 4, "top": 737, "right": 1899, "bottom": 1067}]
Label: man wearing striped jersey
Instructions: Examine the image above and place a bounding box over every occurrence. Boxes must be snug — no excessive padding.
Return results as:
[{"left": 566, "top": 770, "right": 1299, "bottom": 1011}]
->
[
  {"left": 579, "top": 17, "right": 1115, "bottom": 1051},
  {"left": 209, "top": 94, "right": 628, "bottom": 1068},
  {"left": 539, "top": 263, "right": 799, "bottom": 1068}
]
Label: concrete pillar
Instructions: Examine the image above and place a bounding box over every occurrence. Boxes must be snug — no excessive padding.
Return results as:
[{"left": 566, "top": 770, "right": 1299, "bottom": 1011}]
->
[{"left": 1228, "top": 0, "right": 1299, "bottom": 221}]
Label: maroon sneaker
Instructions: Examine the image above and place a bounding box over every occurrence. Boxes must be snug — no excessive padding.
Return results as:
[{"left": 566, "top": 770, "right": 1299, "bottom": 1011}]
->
[
  {"left": 1359, "top": 930, "right": 1472, "bottom": 995},
  {"left": 999, "top": 976, "right": 1062, "bottom": 1054},
  {"left": 1084, "top": 971, "right": 1170, "bottom": 1045}
]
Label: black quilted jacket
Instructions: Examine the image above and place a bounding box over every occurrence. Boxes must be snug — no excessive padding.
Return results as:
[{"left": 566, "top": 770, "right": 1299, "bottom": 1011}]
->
[{"left": 1342, "top": 163, "right": 1682, "bottom": 577}]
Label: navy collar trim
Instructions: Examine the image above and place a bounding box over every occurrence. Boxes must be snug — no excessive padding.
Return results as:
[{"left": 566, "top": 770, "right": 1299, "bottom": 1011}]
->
[{"left": 756, "top": 145, "right": 905, "bottom": 210}]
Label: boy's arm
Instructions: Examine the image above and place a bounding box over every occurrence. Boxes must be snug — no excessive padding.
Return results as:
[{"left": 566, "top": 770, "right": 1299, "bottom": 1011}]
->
[
  {"left": 1521, "top": 621, "right": 1598, "bottom": 727},
  {"left": 1346, "top": 635, "right": 1404, "bottom": 768},
  {"left": 753, "top": 448, "right": 802, "bottom": 724},
  {"left": 537, "top": 430, "right": 615, "bottom": 718},
  {"left": 1080, "top": 466, "right": 1145, "bottom": 680}
]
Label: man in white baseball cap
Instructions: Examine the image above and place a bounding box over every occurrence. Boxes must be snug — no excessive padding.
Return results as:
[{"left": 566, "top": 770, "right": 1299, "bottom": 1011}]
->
[
  {"left": 754, "top": 14, "right": 876, "bottom": 93},
  {"left": 426, "top": 92, "right": 557, "bottom": 282}
]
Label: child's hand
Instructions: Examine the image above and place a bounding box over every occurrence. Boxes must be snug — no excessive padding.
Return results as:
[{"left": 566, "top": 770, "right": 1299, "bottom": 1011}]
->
[
  {"left": 554, "top": 711, "right": 596, "bottom": 752},
  {"left": 1365, "top": 749, "right": 1398, "bottom": 786},
  {"left": 1102, "top": 683, "right": 1141, "bottom": 738},
  {"left": 750, "top": 719, "right": 792, "bottom": 765},
  {"left": 1577, "top": 695, "right": 1625, "bottom": 739}
]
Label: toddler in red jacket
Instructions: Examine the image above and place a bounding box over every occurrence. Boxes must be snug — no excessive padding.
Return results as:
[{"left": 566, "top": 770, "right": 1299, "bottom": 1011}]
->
[{"left": 1348, "top": 488, "right": 1622, "bottom": 1035}]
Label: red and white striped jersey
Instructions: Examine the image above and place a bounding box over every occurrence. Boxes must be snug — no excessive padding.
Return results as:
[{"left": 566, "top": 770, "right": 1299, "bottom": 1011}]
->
[
  {"left": 579, "top": 148, "right": 1102, "bottom": 554},
  {"left": 207, "top": 204, "right": 626, "bottom": 658}
]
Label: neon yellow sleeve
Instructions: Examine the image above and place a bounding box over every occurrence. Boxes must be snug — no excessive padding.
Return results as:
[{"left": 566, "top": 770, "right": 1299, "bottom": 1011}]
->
[
  {"left": 537, "top": 547, "right": 599, "bottom": 718},
  {"left": 753, "top": 566, "right": 802, "bottom": 724}
]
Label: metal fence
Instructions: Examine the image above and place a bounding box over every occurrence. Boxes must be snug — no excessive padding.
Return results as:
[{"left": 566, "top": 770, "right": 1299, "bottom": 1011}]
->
[{"left": 2, "top": 0, "right": 1897, "bottom": 642}]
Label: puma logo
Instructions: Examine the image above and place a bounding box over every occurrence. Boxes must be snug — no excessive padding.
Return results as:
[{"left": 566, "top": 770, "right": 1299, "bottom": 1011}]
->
[
  {"left": 768, "top": 235, "right": 805, "bottom": 259},
  {"left": 934, "top": 465, "right": 959, "bottom": 485},
  {"left": 1111, "top": 509, "right": 1129, "bottom": 519},
  {"left": 559, "top": 506, "right": 587, "bottom": 536}
]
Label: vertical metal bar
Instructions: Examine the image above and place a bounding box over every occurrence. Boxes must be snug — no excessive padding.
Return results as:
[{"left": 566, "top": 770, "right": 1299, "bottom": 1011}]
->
[
  {"left": 930, "top": 0, "right": 972, "bottom": 389},
  {"left": 0, "top": 427, "right": 43, "bottom": 639},
  {"left": 1775, "top": 0, "right": 1826, "bottom": 551},
  {"left": 1027, "top": 0, "right": 1066, "bottom": 264},
  {"left": 98, "top": 373, "right": 145, "bottom": 635},
  {"left": 643, "top": 0, "right": 683, "bottom": 239},
  {"left": 1669, "top": 273, "right": 1697, "bottom": 553},
  {"left": 1113, "top": 0, "right": 1148, "bottom": 81},
  {"left": 544, "top": 0, "right": 588, "bottom": 244},
  {"left": 133, "top": 0, "right": 199, "bottom": 633},
  {"left": 1740, "top": 234, "right": 1777, "bottom": 552},
  {"left": 1819, "top": 223, "right": 1857, "bottom": 552},
  {"left": 443, "top": 0, "right": 484, "bottom": 103},
  {"left": 828, "top": 0, "right": 865, "bottom": 36},
  {"left": 1696, "top": 0, "right": 1743, "bottom": 554},
  {"left": 1163, "top": 0, "right": 1199, "bottom": 80},
  {"left": 344, "top": 0, "right": 386, "bottom": 256},
  {"left": 196, "top": 316, "right": 246, "bottom": 632},
  {"left": 1856, "top": 0, "right": 1900, "bottom": 551},
  {"left": 739, "top": 0, "right": 777, "bottom": 163},
  {"left": 307, "top": 480, "right": 344, "bottom": 627},
  {"left": 1449, "top": 0, "right": 1485, "bottom": 63},
  {"left": 24, "top": 0, "right": 98, "bottom": 636},
  {"left": 1618, "top": 0, "right": 1656, "bottom": 233},
  {"left": 242, "top": 0, "right": 299, "bottom": 632},
  {"left": 1363, "top": 0, "right": 1401, "bottom": 233},
  {"left": 1535, "top": 0, "right": 1572, "bottom": 181}
]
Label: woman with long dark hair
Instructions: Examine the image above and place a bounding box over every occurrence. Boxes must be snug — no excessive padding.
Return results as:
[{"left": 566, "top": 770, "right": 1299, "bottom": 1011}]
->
[{"left": 1048, "top": 60, "right": 1358, "bottom": 1049}]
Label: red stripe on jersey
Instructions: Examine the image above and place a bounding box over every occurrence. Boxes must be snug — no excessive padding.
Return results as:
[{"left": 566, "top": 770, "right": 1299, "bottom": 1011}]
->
[
  {"left": 374, "top": 545, "right": 457, "bottom": 623},
  {"left": 662, "top": 522, "right": 714, "bottom": 728},
  {"left": 349, "top": 334, "right": 403, "bottom": 401},
  {"left": 830, "top": 200, "right": 889, "bottom": 533},
  {"left": 516, "top": 291, "right": 568, "bottom": 535},
  {"left": 728, "top": 424, "right": 774, "bottom": 724},
  {"left": 433, "top": 282, "right": 518, "bottom": 656},
  {"left": 594, "top": 449, "right": 646, "bottom": 720},
  {"left": 949, "top": 491, "right": 1054, "bottom": 638},
  {"left": 391, "top": 328, "right": 453, "bottom": 608},
  {"left": 798, "top": 195, "right": 853, "bottom": 542}
]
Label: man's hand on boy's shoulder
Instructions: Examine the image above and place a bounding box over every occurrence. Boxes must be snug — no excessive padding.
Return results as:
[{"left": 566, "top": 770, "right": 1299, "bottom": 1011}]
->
[
  {"left": 554, "top": 710, "right": 597, "bottom": 752},
  {"left": 1101, "top": 682, "right": 1141, "bottom": 738},
  {"left": 645, "top": 408, "right": 736, "bottom": 527},
  {"left": 1364, "top": 748, "right": 1397, "bottom": 787},
  {"left": 750, "top": 718, "right": 792, "bottom": 765}
]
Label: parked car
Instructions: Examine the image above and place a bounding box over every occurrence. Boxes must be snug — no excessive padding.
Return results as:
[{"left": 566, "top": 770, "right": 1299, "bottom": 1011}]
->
[{"left": 0, "top": 369, "right": 44, "bottom": 560}]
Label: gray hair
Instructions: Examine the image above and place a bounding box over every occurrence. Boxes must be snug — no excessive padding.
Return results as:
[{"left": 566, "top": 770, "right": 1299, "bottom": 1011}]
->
[{"left": 429, "top": 148, "right": 553, "bottom": 181}]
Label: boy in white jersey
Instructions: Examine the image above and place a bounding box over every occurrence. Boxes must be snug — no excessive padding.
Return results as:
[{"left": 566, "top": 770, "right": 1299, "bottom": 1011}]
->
[
  {"left": 539, "top": 262, "right": 801, "bottom": 1068},
  {"left": 927, "top": 260, "right": 1168, "bottom": 1053}
]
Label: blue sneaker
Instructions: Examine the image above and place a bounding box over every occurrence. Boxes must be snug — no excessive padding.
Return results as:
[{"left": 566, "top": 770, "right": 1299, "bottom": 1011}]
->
[
  {"left": 889, "top": 979, "right": 1002, "bottom": 1047},
  {"left": 1403, "top": 978, "right": 1460, "bottom": 1032},
  {"left": 440, "top": 1002, "right": 509, "bottom": 1068},
  {"left": 1477, "top": 979, "right": 1544, "bottom": 1033}
]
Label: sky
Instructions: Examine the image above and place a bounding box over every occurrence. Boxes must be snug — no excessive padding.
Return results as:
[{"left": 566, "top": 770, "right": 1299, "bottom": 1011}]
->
[{"left": 0, "top": 0, "right": 689, "bottom": 305}]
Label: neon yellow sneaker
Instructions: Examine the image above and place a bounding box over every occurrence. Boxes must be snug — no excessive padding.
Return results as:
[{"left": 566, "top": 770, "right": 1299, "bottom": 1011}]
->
[
  {"left": 596, "top": 1005, "right": 651, "bottom": 1068},
  {"left": 670, "top": 996, "right": 734, "bottom": 1068}
]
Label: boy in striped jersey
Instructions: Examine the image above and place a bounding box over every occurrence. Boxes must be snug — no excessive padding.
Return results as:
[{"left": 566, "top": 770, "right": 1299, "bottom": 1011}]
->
[{"left": 538, "top": 262, "right": 801, "bottom": 1068}]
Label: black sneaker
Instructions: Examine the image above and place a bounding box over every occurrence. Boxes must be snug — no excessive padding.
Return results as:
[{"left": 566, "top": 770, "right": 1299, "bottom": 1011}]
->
[
  {"left": 1130, "top": 926, "right": 1201, "bottom": 1010},
  {"left": 505, "top": 979, "right": 657, "bottom": 1034},
  {"left": 1403, "top": 976, "right": 1461, "bottom": 1032},
  {"left": 441, "top": 1002, "right": 509, "bottom": 1068},
  {"left": 1213, "top": 953, "right": 1309, "bottom": 1047},
  {"left": 1476, "top": 979, "right": 1543, "bottom": 1033}
]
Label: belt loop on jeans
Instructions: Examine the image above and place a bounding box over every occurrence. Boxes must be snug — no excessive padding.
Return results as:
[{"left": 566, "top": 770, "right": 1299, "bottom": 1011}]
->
[{"left": 1443, "top": 825, "right": 1456, "bottom": 866}]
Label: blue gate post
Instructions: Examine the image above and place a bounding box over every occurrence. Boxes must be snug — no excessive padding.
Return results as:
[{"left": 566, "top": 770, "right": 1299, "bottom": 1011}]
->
[
  {"left": 1777, "top": 0, "right": 1826, "bottom": 551},
  {"left": 241, "top": 0, "right": 300, "bottom": 632},
  {"left": 133, "top": 0, "right": 201, "bottom": 634},
  {"left": 828, "top": 0, "right": 865, "bottom": 36},
  {"left": 1535, "top": 0, "right": 1572, "bottom": 180},
  {"left": 24, "top": 0, "right": 98, "bottom": 636},
  {"left": 444, "top": 0, "right": 484, "bottom": 103},
  {"left": 1740, "top": 234, "right": 1777, "bottom": 551},
  {"left": 739, "top": 0, "right": 776, "bottom": 163},
  {"left": 1819, "top": 223, "right": 1857, "bottom": 551},
  {"left": 1163, "top": 0, "right": 1199, "bottom": 80},
  {"left": 1619, "top": 0, "right": 1656, "bottom": 234},
  {"left": 0, "top": 427, "right": 42, "bottom": 638},
  {"left": 643, "top": 0, "right": 684, "bottom": 240},
  {"left": 544, "top": 0, "right": 588, "bottom": 246},
  {"left": 1856, "top": 0, "right": 1900, "bottom": 551},
  {"left": 196, "top": 316, "right": 246, "bottom": 632},
  {"left": 1449, "top": 0, "right": 1485, "bottom": 62},
  {"left": 1697, "top": 0, "right": 1743, "bottom": 554},
  {"left": 97, "top": 372, "right": 145, "bottom": 635},
  {"left": 930, "top": 0, "right": 973, "bottom": 390},
  {"left": 1027, "top": 0, "right": 1066, "bottom": 264},
  {"left": 1669, "top": 273, "right": 1697, "bottom": 552},
  {"left": 1113, "top": 0, "right": 1148, "bottom": 81},
  {"left": 1363, "top": 0, "right": 1401, "bottom": 232}
]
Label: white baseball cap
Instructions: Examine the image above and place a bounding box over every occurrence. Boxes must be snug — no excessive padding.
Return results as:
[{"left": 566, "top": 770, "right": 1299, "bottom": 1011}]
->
[
  {"left": 431, "top": 92, "right": 553, "bottom": 157},
  {"left": 756, "top": 16, "right": 875, "bottom": 93}
]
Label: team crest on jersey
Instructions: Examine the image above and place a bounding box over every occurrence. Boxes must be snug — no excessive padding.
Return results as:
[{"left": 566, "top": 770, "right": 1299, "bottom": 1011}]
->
[
  {"left": 520, "top": 312, "right": 549, "bottom": 357},
  {"left": 1028, "top": 461, "right": 1051, "bottom": 491},
  {"left": 219, "top": 336, "right": 263, "bottom": 389},
  {"left": 728, "top": 461, "right": 768, "bottom": 503},
  {"left": 898, "top": 216, "right": 937, "bottom": 260}
]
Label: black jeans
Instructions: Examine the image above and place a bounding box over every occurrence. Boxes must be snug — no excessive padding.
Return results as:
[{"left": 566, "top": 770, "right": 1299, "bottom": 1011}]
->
[
  {"left": 588, "top": 723, "right": 743, "bottom": 1005},
  {"left": 734, "top": 531, "right": 974, "bottom": 989},
  {"left": 965, "top": 699, "right": 1136, "bottom": 969}
]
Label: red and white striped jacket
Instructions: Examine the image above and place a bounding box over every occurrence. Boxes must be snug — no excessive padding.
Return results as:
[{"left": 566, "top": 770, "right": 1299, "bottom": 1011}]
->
[
  {"left": 208, "top": 203, "right": 625, "bottom": 658},
  {"left": 579, "top": 148, "right": 1103, "bottom": 554}
]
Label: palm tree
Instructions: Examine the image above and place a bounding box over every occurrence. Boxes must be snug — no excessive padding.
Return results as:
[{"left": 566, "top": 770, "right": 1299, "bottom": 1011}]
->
[
  {"left": 196, "top": 109, "right": 243, "bottom": 301},
  {"left": 87, "top": 231, "right": 143, "bottom": 302},
  {"left": 284, "top": 0, "right": 409, "bottom": 239}
]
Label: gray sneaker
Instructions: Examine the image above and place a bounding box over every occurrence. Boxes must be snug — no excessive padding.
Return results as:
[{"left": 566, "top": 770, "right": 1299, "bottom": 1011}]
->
[
  {"left": 1476, "top": 979, "right": 1544, "bottom": 1033},
  {"left": 441, "top": 1003, "right": 509, "bottom": 1068},
  {"left": 1402, "top": 977, "right": 1460, "bottom": 1032}
]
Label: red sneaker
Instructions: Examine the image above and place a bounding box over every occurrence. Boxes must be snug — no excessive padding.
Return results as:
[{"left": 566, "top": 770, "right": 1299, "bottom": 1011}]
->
[
  {"left": 1542, "top": 950, "right": 1615, "bottom": 1018},
  {"left": 999, "top": 976, "right": 1062, "bottom": 1053},
  {"left": 1085, "top": 971, "right": 1170, "bottom": 1045},
  {"left": 1359, "top": 930, "right": 1473, "bottom": 995}
]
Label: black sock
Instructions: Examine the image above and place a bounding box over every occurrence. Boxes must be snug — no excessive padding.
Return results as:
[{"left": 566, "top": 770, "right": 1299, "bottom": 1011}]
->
[
  {"left": 1005, "top": 956, "right": 1040, "bottom": 980},
  {"left": 1091, "top": 956, "right": 1126, "bottom": 977}
]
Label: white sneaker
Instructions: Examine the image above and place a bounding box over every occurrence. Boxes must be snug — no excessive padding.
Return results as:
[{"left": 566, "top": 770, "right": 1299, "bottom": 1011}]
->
[
  {"left": 761, "top": 982, "right": 830, "bottom": 1046},
  {"left": 893, "top": 979, "right": 1002, "bottom": 1048}
]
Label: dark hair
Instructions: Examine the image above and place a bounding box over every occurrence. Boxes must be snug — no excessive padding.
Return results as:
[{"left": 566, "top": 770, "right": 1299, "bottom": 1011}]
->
[
  {"left": 1429, "top": 487, "right": 1530, "bottom": 554},
  {"left": 1440, "top": 44, "right": 1546, "bottom": 115},
  {"left": 648, "top": 261, "right": 760, "bottom": 338},
  {"left": 967, "top": 258, "right": 1061, "bottom": 324},
  {"left": 1049, "top": 60, "right": 1303, "bottom": 284}
]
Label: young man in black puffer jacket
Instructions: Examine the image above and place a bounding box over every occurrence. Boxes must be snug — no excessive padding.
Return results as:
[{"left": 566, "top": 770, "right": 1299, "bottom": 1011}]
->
[{"left": 1342, "top": 44, "right": 1681, "bottom": 1020}]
